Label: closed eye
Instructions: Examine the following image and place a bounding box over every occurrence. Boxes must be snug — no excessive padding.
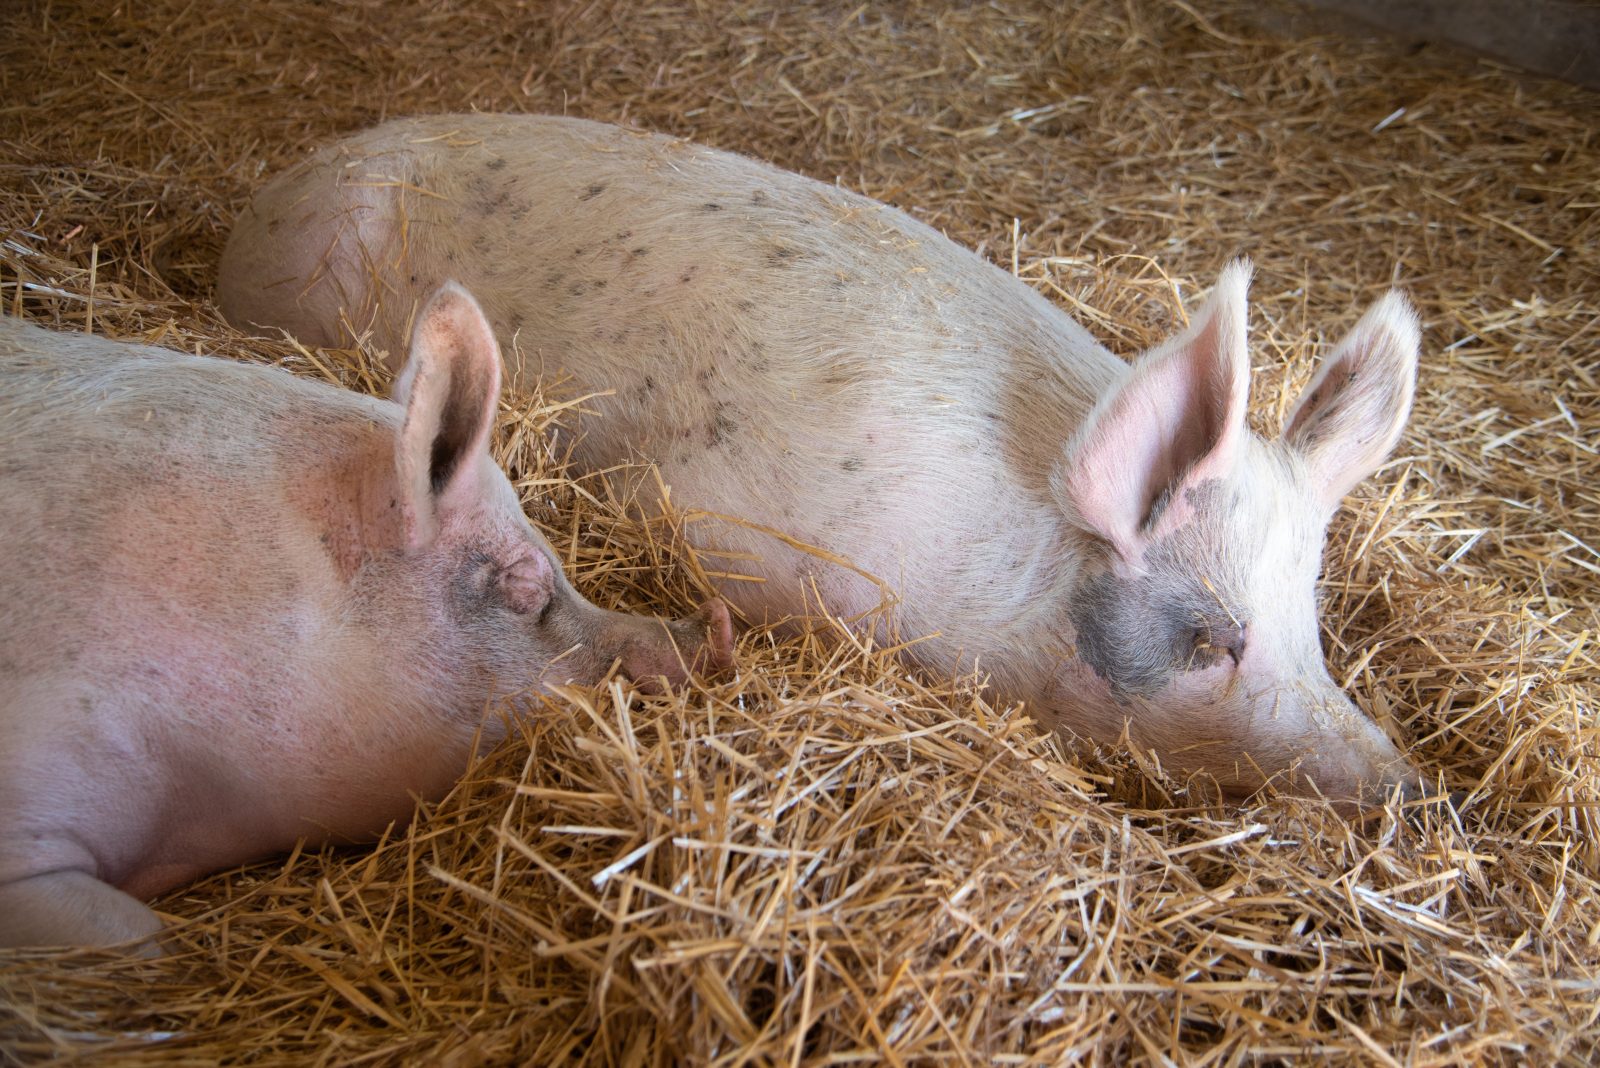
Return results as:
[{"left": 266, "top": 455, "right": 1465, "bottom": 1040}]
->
[{"left": 1189, "top": 621, "right": 1246, "bottom": 667}]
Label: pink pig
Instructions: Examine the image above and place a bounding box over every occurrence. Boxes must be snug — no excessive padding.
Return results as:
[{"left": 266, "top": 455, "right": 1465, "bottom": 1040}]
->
[
  {"left": 219, "top": 114, "right": 1424, "bottom": 805},
  {"left": 0, "top": 286, "right": 731, "bottom": 953}
]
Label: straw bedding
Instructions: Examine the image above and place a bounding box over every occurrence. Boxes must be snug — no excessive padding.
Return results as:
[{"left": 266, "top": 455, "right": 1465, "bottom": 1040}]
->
[{"left": 1, "top": 0, "right": 1597, "bottom": 1063}]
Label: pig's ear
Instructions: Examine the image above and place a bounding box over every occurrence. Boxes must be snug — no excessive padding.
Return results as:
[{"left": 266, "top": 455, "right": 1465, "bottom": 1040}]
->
[
  {"left": 1283, "top": 291, "right": 1418, "bottom": 510},
  {"left": 1054, "top": 260, "right": 1252, "bottom": 563},
  {"left": 392, "top": 283, "right": 502, "bottom": 548}
]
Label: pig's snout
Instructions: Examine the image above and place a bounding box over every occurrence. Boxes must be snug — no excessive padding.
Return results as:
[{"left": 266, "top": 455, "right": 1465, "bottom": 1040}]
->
[
  {"left": 1351, "top": 752, "right": 1424, "bottom": 807},
  {"left": 692, "top": 597, "right": 737, "bottom": 673},
  {"left": 616, "top": 597, "right": 735, "bottom": 692},
  {"left": 1285, "top": 690, "right": 1422, "bottom": 809}
]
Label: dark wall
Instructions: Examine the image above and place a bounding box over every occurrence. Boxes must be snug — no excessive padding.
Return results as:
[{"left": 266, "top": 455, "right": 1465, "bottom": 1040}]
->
[{"left": 1300, "top": 0, "right": 1600, "bottom": 88}]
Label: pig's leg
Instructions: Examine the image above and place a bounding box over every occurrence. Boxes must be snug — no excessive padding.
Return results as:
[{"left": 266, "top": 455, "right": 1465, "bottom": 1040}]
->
[{"left": 0, "top": 870, "right": 165, "bottom": 956}]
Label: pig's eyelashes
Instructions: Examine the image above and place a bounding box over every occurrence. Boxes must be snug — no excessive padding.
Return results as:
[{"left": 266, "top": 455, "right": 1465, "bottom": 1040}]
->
[{"left": 1185, "top": 628, "right": 1218, "bottom": 669}]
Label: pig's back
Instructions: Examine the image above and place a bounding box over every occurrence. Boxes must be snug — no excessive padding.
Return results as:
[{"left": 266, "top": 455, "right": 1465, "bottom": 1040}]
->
[
  {"left": 230, "top": 114, "right": 1124, "bottom": 471},
  {"left": 0, "top": 318, "right": 389, "bottom": 471},
  {"left": 223, "top": 115, "right": 1130, "bottom": 650}
]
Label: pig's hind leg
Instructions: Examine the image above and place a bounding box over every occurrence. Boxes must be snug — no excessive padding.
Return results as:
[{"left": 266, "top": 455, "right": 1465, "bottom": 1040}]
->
[{"left": 0, "top": 869, "right": 166, "bottom": 956}]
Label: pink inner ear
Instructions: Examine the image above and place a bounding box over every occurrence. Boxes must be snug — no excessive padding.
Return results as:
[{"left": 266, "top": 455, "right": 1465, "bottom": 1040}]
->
[
  {"left": 1283, "top": 290, "right": 1419, "bottom": 508},
  {"left": 390, "top": 283, "right": 505, "bottom": 550},
  {"left": 394, "top": 366, "right": 445, "bottom": 549},
  {"left": 501, "top": 552, "right": 554, "bottom": 615},
  {"left": 1058, "top": 263, "right": 1251, "bottom": 558}
]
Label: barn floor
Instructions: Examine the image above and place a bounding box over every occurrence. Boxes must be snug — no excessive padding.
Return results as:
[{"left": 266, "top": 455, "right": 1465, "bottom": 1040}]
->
[{"left": 1, "top": 0, "right": 1597, "bottom": 1064}]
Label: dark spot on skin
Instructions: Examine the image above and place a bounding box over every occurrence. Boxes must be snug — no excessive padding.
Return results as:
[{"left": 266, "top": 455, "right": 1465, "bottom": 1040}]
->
[
  {"left": 706, "top": 402, "right": 737, "bottom": 446},
  {"left": 984, "top": 411, "right": 1002, "bottom": 423},
  {"left": 701, "top": 202, "right": 723, "bottom": 212},
  {"left": 614, "top": 229, "right": 632, "bottom": 241},
  {"left": 570, "top": 281, "right": 589, "bottom": 296},
  {"left": 841, "top": 457, "right": 863, "bottom": 472},
  {"left": 632, "top": 247, "right": 650, "bottom": 257},
  {"left": 487, "top": 157, "right": 508, "bottom": 170},
  {"left": 643, "top": 375, "right": 656, "bottom": 392},
  {"left": 736, "top": 299, "right": 755, "bottom": 313},
  {"left": 544, "top": 269, "right": 563, "bottom": 289},
  {"left": 580, "top": 183, "right": 606, "bottom": 201},
  {"left": 766, "top": 246, "right": 801, "bottom": 268},
  {"left": 409, "top": 274, "right": 418, "bottom": 284},
  {"left": 572, "top": 246, "right": 587, "bottom": 257},
  {"left": 697, "top": 368, "right": 712, "bottom": 383},
  {"left": 445, "top": 250, "right": 457, "bottom": 262},
  {"left": 465, "top": 174, "right": 513, "bottom": 216},
  {"left": 680, "top": 267, "right": 697, "bottom": 284},
  {"left": 822, "top": 372, "right": 849, "bottom": 386},
  {"left": 508, "top": 313, "right": 524, "bottom": 332},
  {"left": 750, "top": 190, "right": 767, "bottom": 205}
]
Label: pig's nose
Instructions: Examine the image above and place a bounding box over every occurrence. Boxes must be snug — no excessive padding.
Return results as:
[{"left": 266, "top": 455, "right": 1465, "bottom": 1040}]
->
[
  {"left": 692, "top": 598, "right": 735, "bottom": 673},
  {"left": 1390, "top": 777, "right": 1464, "bottom": 822},
  {"left": 618, "top": 597, "right": 735, "bottom": 692},
  {"left": 1344, "top": 750, "right": 1429, "bottom": 810}
]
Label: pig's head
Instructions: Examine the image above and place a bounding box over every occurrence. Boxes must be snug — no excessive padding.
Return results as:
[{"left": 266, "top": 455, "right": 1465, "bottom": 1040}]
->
[
  {"left": 1050, "top": 261, "right": 1422, "bottom": 804},
  {"left": 360, "top": 283, "right": 734, "bottom": 706}
]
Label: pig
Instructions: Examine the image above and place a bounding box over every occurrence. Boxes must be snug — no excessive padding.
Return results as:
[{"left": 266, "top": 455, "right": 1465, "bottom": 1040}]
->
[
  {"left": 218, "top": 114, "right": 1425, "bottom": 805},
  {"left": 0, "top": 286, "right": 733, "bottom": 953}
]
